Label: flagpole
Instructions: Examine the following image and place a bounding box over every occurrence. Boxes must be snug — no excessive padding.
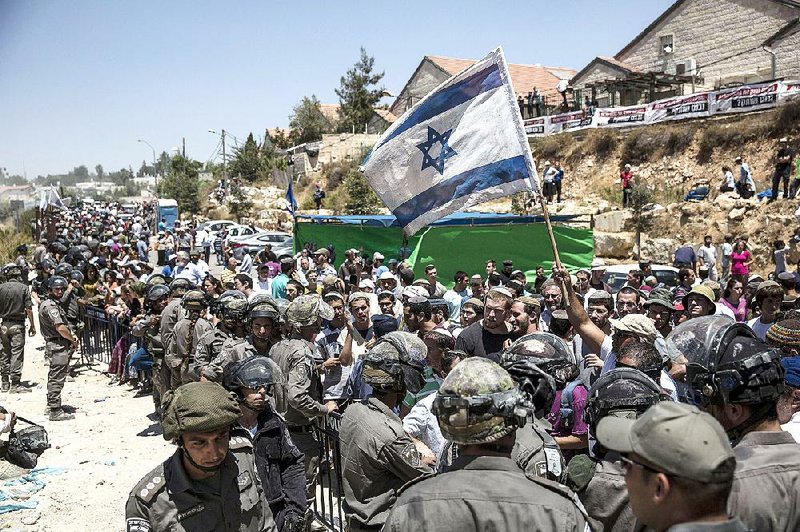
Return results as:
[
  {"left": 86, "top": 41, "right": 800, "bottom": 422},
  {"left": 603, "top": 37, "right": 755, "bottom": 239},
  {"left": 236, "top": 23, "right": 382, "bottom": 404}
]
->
[{"left": 538, "top": 192, "right": 563, "bottom": 270}]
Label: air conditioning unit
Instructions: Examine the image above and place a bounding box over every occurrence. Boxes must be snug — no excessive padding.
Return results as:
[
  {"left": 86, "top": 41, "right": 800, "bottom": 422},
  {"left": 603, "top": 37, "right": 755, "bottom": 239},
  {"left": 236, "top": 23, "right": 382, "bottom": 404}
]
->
[{"left": 676, "top": 58, "right": 697, "bottom": 76}]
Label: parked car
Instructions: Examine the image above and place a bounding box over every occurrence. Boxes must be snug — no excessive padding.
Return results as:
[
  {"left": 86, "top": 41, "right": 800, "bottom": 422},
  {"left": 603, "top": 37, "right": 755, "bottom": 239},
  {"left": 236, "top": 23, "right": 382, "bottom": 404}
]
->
[
  {"left": 198, "top": 219, "right": 237, "bottom": 239},
  {"left": 271, "top": 238, "right": 294, "bottom": 258},
  {"left": 228, "top": 232, "right": 292, "bottom": 254},
  {"left": 602, "top": 263, "right": 679, "bottom": 291},
  {"left": 224, "top": 224, "right": 264, "bottom": 246}
]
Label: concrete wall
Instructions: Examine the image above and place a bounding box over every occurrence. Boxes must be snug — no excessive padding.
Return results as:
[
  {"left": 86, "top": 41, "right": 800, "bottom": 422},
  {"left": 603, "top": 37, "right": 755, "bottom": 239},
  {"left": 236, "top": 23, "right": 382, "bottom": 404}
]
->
[
  {"left": 617, "top": 0, "right": 799, "bottom": 86},
  {"left": 390, "top": 60, "right": 448, "bottom": 117},
  {"left": 317, "top": 133, "right": 380, "bottom": 166},
  {"left": 774, "top": 28, "right": 800, "bottom": 79}
]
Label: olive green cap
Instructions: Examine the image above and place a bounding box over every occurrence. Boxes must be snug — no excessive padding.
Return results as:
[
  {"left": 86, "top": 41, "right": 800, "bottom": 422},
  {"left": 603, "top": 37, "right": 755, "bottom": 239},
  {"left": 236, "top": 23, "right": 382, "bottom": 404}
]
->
[
  {"left": 596, "top": 401, "right": 735, "bottom": 483},
  {"left": 161, "top": 382, "right": 241, "bottom": 441}
]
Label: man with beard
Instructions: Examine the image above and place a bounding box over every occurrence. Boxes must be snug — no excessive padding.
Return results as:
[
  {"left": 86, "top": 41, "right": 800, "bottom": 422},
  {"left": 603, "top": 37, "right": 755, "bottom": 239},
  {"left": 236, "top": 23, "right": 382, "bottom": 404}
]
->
[
  {"left": 223, "top": 356, "right": 306, "bottom": 532},
  {"left": 509, "top": 296, "right": 540, "bottom": 336},
  {"left": 539, "top": 280, "right": 563, "bottom": 332},
  {"left": 614, "top": 286, "right": 642, "bottom": 319},
  {"left": 455, "top": 288, "right": 513, "bottom": 362}
]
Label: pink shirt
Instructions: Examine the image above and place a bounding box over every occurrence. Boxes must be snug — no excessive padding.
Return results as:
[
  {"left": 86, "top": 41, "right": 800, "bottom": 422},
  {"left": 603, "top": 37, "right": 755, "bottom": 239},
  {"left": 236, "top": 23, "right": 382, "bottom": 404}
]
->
[
  {"left": 730, "top": 250, "right": 751, "bottom": 276},
  {"left": 721, "top": 297, "right": 747, "bottom": 322}
]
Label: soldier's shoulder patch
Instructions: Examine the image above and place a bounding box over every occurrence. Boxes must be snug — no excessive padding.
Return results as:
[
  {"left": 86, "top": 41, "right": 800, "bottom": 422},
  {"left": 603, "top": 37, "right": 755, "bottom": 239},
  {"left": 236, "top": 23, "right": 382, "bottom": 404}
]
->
[
  {"left": 229, "top": 434, "right": 253, "bottom": 450},
  {"left": 133, "top": 466, "right": 166, "bottom": 504},
  {"left": 399, "top": 441, "right": 422, "bottom": 468},
  {"left": 126, "top": 517, "right": 151, "bottom": 532}
]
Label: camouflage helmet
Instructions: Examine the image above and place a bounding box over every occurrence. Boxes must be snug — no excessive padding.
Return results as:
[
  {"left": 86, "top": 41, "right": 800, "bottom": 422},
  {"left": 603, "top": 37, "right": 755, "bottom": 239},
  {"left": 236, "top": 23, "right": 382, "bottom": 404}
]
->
[
  {"left": 55, "top": 263, "right": 73, "bottom": 277},
  {"left": 217, "top": 290, "right": 249, "bottom": 322},
  {"left": 502, "top": 332, "right": 579, "bottom": 389},
  {"left": 248, "top": 293, "right": 280, "bottom": 321},
  {"left": 433, "top": 357, "right": 529, "bottom": 446},
  {"left": 583, "top": 368, "right": 665, "bottom": 436},
  {"left": 169, "top": 277, "right": 194, "bottom": 295},
  {"left": 182, "top": 289, "right": 208, "bottom": 311},
  {"left": 160, "top": 382, "right": 241, "bottom": 441},
  {"left": 48, "top": 276, "right": 68, "bottom": 291},
  {"left": 286, "top": 295, "right": 334, "bottom": 327},
  {"left": 2, "top": 263, "right": 23, "bottom": 279},
  {"left": 145, "top": 273, "right": 168, "bottom": 287},
  {"left": 362, "top": 331, "right": 427, "bottom": 393}
]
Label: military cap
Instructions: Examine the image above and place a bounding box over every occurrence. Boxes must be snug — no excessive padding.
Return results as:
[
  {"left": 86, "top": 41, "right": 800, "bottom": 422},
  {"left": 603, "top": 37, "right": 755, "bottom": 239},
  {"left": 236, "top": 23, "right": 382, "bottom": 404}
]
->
[{"left": 161, "top": 382, "right": 241, "bottom": 441}]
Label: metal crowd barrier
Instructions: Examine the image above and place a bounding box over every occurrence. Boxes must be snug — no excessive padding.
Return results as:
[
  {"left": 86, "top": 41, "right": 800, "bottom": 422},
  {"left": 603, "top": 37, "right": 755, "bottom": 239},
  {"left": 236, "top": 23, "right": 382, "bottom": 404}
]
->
[
  {"left": 313, "top": 412, "right": 345, "bottom": 532},
  {"left": 79, "top": 305, "right": 130, "bottom": 364}
]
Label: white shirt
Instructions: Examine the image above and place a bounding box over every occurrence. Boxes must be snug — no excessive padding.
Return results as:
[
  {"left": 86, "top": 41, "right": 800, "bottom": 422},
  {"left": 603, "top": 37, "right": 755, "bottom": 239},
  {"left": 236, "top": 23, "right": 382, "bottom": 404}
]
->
[
  {"left": 715, "top": 302, "right": 736, "bottom": 319},
  {"left": 781, "top": 411, "right": 800, "bottom": 443},
  {"left": 403, "top": 394, "right": 445, "bottom": 460},
  {"left": 697, "top": 245, "right": 717, "bottom": 268},
  {"left": 747, "top": 316, "right": 774, "bottom": 341},
  {"left": 722, "top": 242, "right": 733, "bottom": 265}
]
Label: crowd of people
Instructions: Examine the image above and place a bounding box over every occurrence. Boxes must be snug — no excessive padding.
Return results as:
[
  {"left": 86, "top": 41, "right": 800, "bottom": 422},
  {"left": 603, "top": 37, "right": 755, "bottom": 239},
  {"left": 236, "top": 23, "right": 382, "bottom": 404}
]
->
[{"left": 2, "top": 197, "right": 800, "bottom": 530}]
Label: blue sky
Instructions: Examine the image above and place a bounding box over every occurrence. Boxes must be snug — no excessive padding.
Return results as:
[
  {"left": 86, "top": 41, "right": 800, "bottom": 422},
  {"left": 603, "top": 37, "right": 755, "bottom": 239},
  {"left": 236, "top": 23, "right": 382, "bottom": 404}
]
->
[{"left": 0, "top": 0, "right": 674, "bottom": 178}]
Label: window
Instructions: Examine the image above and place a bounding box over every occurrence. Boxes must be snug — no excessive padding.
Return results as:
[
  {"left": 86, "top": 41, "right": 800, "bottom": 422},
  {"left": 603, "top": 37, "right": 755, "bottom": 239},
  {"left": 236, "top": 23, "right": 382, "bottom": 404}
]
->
[{"left": 660, "top": 34, "right": 674, "bottom": 55}]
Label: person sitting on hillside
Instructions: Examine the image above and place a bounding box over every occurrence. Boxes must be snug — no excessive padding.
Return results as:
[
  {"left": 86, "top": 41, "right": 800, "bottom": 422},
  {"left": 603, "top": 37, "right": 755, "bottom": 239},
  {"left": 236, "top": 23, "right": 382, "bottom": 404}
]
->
[
  {"left": 735, "top": 156, "right": 755, "bottom": 199},
  {"left": 720, "top": 165, "right": 736, "bottom": 193}
]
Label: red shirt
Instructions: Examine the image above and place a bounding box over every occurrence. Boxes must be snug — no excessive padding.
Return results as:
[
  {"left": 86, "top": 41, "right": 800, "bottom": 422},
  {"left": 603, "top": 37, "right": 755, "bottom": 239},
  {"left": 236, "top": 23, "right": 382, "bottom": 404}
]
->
[{"left": 620, "top": 171, "right": 634, "bottom": 189}]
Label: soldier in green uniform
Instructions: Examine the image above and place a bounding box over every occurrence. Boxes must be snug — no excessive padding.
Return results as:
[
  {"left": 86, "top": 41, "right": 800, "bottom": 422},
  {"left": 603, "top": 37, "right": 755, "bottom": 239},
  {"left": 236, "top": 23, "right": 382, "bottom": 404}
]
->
[
  {"left": 340, "top": 331, "right": 433, "bottom": 532},
  {"left": 125, "top": 381, "right": 276, "bottom": 532},
  {"left": 566, "top": 367, "right": 666, "bottom": 532},
  {"left": 38, "top": 276, "right": 78, "bottom": 421},
  {"left": 159, "top": 278, "right": 192, "bottom": 378},
  {"left": 269, "top": 295, "right": 336, "bottom": 527},
  {"left": 133, "top": 284, "right": 171, "bottom": 417},
  {"left": 0, "top": 264, "right": 36, "bottom": 392},
  {"left": 384, "top": 357, "right": 590, "bottom": 531},
  {"left": 190, "top": 290, "right": 248, "bottom": 382},
  {"left": 499, "top": 332, "right": 576, "bottom": 481},
  {"left": 30, "top": 258, "right": 55, "bottom": 305},
  {"left": 166, "top": 290, "right": 212, "bottom": 389}
]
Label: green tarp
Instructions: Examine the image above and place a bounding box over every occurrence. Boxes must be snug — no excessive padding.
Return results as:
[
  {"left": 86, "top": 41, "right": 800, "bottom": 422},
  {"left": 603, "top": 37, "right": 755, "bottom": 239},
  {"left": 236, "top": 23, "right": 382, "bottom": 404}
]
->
[{"left": 294, "top": 222, "right": 593, "bottom": 288}]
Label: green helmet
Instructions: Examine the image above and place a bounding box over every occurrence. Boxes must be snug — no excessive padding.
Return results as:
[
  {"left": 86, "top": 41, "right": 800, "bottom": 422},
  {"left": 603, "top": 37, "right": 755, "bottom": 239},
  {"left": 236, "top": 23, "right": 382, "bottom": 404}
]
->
[
  {"left": 217, "top": 290, "right": 249, "bottom": 322},
  {"left": 248, "top": 293, "right": 280, "bottom": 321},
  {"left": 286, "top": 294, "right": 334, "bottom": 327},
  {"left": 433, "top": 357, "right": 529, "bottom": 446},
  {"left": 145, "top": 273, "right": 168, "bottom": 287},
  {"left": 170, "top": 277, "right": 194, "bottom": 295},
  {"left": 160, "top": 382, "right": 241, "bottom": 441},
  {"left": 3, "top": 264, "right": 23, "bottom": 279},
  {"left": 182, "top": 289, "right": 208, "bottom": 311}
]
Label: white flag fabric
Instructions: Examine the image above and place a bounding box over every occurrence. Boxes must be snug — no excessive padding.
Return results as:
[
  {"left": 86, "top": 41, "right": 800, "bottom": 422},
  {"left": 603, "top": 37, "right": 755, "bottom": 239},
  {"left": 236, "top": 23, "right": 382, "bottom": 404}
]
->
[{"left": 362, "top": 47, "right": 538, "bottom": 235}]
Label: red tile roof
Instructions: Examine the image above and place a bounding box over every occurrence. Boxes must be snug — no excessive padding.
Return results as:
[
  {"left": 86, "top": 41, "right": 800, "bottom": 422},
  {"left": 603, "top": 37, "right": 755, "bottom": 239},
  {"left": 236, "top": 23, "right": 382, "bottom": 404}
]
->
[{"left": 426, "top": 55, "right": 576, "bottom": 99}]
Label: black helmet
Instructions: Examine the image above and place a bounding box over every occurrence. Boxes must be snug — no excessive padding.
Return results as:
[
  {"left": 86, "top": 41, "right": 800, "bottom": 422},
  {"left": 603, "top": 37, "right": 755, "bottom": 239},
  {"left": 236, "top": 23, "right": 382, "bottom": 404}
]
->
[
  {"left": 169, "top": 277, "right": 194, "bottom": 295},
  {"left": 39, "top": 258, "right": 56, "bottom": 271},
  {"left": 48, "top": 276, "right": 68, "bottom": 291},
  {"left": 16, "top": 244, "right": 28, "bottom": 254},
  {"left": 216, "top": 290, "right": 249, "bottom": 322},
  {"left": 182, "top": 289, "right": 208, "bottom": 311},
  {"left": 69, "top": 270, "right": 84, "bottom": 284},
  {"left": 55, "top": 263, "right": 73, "bottom": 277},
  {"left": 502, "top": 332, "right": 579, "bottom": 389},
  {"left": 583, "top": 368, "right": 665, "bottom": 435},
  {"left": 222, "top": 355, "right": 277, "bottom": 395},
  {"left": 146, "top": 284, "right": 171, "bottom": 303},
  {"left": 667, "top": 315, "right": 785, "bottom": 408},
  {"left": 500, "top": 357, "right": 556, "bottom": 421}
]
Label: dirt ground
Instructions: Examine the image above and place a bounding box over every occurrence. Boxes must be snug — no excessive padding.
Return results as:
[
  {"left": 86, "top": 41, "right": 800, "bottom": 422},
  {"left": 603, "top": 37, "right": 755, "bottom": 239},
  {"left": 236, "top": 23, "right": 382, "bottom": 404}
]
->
[{"left": 0, "top": 308, "right": 172, "bottom": 532}]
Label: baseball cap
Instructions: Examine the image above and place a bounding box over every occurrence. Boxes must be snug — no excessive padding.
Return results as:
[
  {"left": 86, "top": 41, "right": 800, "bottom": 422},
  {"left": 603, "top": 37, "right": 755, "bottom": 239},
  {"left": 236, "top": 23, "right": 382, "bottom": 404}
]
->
[
  {"left": 378, "top": 271, "right": 396, "bottom": 281},
  {"left": 373, "top": 252, "right": 385, "bottom": 261},
  {"left": 590, "top": 258, "right": 606, "bottom": 271},
  {"left": 313, "top": 248, "right": 329, "bottom": 257},
  {"left": 596, "top": 402, "right": 735, "bottom": 483},
  {"left": 609, "top": 314, "right": 658, "bottom": 343}
]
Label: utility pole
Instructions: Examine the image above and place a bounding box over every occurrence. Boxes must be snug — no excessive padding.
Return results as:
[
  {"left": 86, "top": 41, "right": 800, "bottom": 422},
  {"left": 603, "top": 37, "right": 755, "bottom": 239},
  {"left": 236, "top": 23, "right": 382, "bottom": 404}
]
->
[
  {"left": 182, "top": 137, "right": 186, "bottom": 157},
  {"left": 221, "top": 129, "right": 227, "bottom": 180}
]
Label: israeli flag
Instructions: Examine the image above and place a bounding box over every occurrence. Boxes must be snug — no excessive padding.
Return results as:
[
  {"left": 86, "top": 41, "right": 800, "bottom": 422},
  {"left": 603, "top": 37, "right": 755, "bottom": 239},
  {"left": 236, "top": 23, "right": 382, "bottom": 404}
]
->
[{"left": 362, "top": 47, "right": 538, "bottom": 236}]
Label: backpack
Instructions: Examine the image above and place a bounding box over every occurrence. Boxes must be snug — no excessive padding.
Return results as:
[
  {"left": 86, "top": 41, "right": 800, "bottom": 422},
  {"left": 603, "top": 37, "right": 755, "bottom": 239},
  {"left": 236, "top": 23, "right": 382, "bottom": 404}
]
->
[{"left": 559, "top": 379, "right": 583, "bottom": 430}]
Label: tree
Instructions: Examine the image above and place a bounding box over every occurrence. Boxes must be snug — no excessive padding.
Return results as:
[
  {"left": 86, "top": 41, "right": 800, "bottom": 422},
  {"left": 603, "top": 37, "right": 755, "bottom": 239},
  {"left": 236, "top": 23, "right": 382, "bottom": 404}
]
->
[
  {"left": 73, "top": 165, "right": 89, "bottom": 180},
  {"left": 95, "top": 164, "right": 104, "bottom": 180},
  {"left": 343, "top": 169, "right": 383, "bottom": 215},
  {"left": 335, "top": 47, "right": 384, "bottom": 133},
  {"left": 228, "top": 133, "right": 265, "bottom": 182},
  {"left": 159, "top": 155, "right": 202, "bottom": 214},
  {"left": 227, "top": 180, "right": 253, "bottom": 223},
  {"left": 288, "top": 95, "right": 331, "bottom": 144},
  {"left": 270, "top": 128, "right": 292, "bottom": 150}
]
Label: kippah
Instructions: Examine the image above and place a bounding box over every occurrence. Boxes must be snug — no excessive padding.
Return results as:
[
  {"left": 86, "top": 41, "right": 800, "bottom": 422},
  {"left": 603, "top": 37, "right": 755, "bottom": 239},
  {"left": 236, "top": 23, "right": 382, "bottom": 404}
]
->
[
  {"left": 781, "top": 356, "right": 800, "bottom": 388},
  {"left": 766, "top": 320, "right": 800, "bottom": 348}
]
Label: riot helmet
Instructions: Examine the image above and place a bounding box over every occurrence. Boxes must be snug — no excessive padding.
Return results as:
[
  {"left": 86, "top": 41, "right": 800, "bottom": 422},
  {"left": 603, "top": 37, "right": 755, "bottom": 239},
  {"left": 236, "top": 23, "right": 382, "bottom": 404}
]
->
[
  {"left": 3, "top": 264, "right": 23, "bottom": 280},
  {"left": 145, "top": 273, "right": 168, "bottom": 287},
  {"left": 169, "top": 277, "right": 194, "bottom": 296},
  {"left": 48, "top": 276, "right": 68, "bottom": 291},
  {"left": 222, "top": 355, "right": 278, "bottom": 397},
  {"left": 181, "top": 289, "right": 208, "bottom": 314},
  {"left": 69, "top": 270, "right": 84, "bottom": 284},
  {"left": 217, "top": 290, "right": 249, "bottom": 323},
  {"left": 361, "top": 331, "right": 427, "bottom": 394},
  {"left": 145, "top": 284, "right": 171, "bottom": 312},
  {"left": 583, "top": 367, "right": 666, "bottom": 435},
  {"left": 502, "top": 332, "right": 579, "bottom": 389},
  {"left": 55, "top": 263, "right": 73, "bottom": 277},
  {"left": 39, "top": 258, "right": 56, "bottom": 272},
  {"left": 433, "top": 357, "right": 530, "bottom": 446}
]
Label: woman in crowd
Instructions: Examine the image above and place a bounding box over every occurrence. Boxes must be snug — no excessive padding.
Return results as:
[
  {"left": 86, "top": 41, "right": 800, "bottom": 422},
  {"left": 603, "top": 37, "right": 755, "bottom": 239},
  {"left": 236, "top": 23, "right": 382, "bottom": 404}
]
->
[
  {"left": 203, "top": 274, "right": 225, "bottom": 301},
  {"left": 720, "top": 278, "right": 747, "bottom": 322},
  {"left": 730, "top": 239, "right": 753, "bottom": 283}
]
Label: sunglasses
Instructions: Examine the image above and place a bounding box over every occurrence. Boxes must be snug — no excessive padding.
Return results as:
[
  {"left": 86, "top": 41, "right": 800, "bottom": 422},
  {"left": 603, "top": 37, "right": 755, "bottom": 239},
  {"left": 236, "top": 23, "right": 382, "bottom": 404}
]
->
[{"left": 619, "top": 455, "right": 669, "bottom": 476}]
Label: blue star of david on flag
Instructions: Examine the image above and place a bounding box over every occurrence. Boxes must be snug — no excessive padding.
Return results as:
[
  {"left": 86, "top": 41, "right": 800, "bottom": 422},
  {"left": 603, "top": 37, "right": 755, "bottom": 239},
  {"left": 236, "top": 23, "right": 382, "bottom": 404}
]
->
[{"left": 416, "top": 126, "right": 457, "bottom": 174}]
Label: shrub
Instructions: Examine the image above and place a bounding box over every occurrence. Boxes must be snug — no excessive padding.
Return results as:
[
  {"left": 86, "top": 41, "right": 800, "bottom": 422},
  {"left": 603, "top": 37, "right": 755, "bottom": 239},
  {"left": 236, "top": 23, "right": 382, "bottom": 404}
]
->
[
  {"left": 531, "top": 134, "right": 571, "bottom": 162},
  {"left": 620, "top": 130, "right": 661, "bottom": 166},
  {"left": 773, "top": 100, "right": 800, "bottom": 136},
  {"left": 586, "top": 130, "right": 618, "bottom": 160},
  {"left": 663, "top": 127, "right": 695, "bottom": 156}
]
